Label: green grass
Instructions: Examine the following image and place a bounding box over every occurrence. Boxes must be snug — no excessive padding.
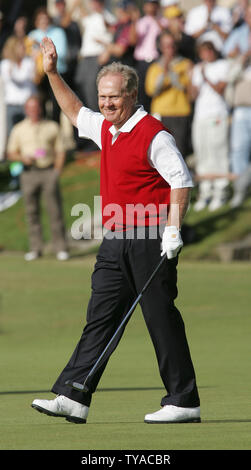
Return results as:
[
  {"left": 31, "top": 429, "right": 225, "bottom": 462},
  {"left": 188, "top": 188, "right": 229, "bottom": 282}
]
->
[
  {"left": 183, "top": 191, "right": 251, "bottom": 260},
  {"left": 0, "top": 254, "right": 250, "bottom": 450},
  {"left": 1, "top": 157, "right": 251, "bottom": 259},
  {"left": 0, "top": 160, "right": 100, "bottom": 252}
]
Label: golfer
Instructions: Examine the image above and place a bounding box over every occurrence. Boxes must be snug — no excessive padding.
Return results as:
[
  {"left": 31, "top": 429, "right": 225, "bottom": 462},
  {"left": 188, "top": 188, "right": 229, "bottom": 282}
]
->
[{"left": 32, "top": 37, "right": 200, "bottom": 424}]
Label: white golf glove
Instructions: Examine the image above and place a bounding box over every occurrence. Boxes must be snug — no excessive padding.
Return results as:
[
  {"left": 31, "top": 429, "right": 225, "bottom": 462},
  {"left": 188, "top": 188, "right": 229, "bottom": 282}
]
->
[{"left": 161, "top": 225, "right": 183, "bottom": 259}]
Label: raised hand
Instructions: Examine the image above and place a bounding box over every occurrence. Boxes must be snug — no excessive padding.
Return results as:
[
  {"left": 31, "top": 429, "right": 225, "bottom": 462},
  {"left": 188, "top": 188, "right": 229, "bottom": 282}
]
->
[{"left": 40, "top": 37, "right": 58, "bottom": 74}]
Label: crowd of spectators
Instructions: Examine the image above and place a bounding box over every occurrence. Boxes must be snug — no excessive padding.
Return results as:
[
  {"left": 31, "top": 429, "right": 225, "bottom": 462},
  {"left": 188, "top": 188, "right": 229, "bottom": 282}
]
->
[{"left": 1, "top": 0, "right": 251, "bottom": 214}]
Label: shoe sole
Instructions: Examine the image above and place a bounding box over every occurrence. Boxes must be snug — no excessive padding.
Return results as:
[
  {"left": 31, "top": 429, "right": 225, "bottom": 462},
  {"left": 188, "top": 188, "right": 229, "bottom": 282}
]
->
[
  {"left": 31, "top": 404, "right": 86, "bottom": 424},
  {"left": 144, "top": 418, "right": 201, "bottom": 424}
]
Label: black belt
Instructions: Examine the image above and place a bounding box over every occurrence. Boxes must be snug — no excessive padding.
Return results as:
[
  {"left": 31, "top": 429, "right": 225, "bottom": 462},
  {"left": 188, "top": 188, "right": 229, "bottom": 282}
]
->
[{"left": 23, "top": 165, "right": 54, "bottom": 172}]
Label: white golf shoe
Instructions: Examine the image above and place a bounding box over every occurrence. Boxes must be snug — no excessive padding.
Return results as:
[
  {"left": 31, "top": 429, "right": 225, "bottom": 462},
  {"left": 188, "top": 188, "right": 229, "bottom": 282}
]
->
[
  {"left": 31, "top": 395, "right": 89, "bottom": 423},
  {"left": 24, "top": 251, "right": 41, "bottom": 261},
  {"left": 144, "top": 405, "right": 201, "bottom": 423},
  {"left": 56, "top": 251, "right": 70, "bottom": 261}
]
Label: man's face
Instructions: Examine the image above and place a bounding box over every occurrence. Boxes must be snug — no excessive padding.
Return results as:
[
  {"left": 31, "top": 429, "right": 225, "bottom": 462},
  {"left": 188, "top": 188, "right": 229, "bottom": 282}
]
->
[
  {"left": 98, "top": 73, "right": 136, "bottom": 129},
  {"left": 25, "top": 98, "right": 42, "bottom": 121}
]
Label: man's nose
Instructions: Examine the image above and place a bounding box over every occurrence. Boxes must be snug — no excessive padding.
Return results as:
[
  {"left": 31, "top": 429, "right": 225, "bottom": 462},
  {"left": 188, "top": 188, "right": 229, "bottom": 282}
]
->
[{"left": 104, "top": 97, "right": 114, "bottom": 106}]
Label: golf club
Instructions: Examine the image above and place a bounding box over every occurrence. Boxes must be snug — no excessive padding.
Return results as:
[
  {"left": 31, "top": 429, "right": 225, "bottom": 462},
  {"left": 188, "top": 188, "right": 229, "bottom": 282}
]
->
[{"left": 66, "top": 255, "right": 167, "bottom": 393}]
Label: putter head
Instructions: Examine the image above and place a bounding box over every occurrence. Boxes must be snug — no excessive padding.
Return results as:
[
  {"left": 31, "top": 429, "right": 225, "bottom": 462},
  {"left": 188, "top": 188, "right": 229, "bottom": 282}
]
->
[{"left": 65, "top": 380, "right": 89, "bottom": 393}]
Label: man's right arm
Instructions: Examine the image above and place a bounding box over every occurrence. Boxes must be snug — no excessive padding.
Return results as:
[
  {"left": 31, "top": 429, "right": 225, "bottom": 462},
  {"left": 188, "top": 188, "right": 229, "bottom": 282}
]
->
[{"left": 40, "top": 37, "right": 83, "bottom": 127}]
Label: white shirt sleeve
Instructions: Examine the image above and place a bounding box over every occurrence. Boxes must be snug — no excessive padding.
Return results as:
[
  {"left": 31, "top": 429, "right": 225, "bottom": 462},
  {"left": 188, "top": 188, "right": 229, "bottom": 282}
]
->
[
  {"left": 76, "top": 106, "right": 105, "bottom": 149},
  {"left": 184, "top": 6, "right": 206, "bottom": 36},
  {"left": 148, "top": 131, "right": 194, "bottom": 189}
]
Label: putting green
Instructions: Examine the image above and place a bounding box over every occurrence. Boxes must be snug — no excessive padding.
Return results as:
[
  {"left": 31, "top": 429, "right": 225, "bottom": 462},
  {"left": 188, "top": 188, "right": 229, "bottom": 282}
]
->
[{"left": 0, "top": 254, "right": 250, "bottom": 450}]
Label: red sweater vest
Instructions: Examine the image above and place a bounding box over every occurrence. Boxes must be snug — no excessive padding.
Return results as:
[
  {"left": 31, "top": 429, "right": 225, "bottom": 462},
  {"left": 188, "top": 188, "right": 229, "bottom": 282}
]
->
[{"left": 100, "top": 114, "right": 171, "bottom": 230}]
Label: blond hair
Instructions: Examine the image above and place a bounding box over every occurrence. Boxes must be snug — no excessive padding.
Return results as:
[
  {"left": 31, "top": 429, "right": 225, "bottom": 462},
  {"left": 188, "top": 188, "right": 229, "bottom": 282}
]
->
[
  {"left": 2, "top": 37, "right": 25, "bottom": 62},
  {"left": 96, "top": 62, "right": 139, "bottom": 99}
]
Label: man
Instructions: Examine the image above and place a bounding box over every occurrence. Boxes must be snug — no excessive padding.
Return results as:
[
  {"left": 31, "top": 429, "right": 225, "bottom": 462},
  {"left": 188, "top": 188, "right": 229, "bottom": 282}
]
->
[
  {"left": 7, "top": 95, "right": 69, "bottom": 261},
  {"left": 31, "top": 37, "right": 200, "bottom": 424},
  {"left": 163, "top": 5, "right": 197, "bottom": 63}
]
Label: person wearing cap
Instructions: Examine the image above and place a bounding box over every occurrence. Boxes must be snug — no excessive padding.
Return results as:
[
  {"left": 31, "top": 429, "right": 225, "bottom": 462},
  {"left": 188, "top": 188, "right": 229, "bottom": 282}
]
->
[
  {"left": 129, "top": 0, "right": 168, "bottom": 112},
  {"left": 163, "top": 5, "right": 197, "bottom": 62},
  {"left": 191, "top": 39, "right": 230, "bottom": 211}
]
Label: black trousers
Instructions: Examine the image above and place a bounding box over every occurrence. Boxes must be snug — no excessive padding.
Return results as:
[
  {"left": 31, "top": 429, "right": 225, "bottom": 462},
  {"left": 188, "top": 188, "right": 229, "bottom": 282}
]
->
[{"left": 52, "top": 230, "right": 200, "bottom": 408}]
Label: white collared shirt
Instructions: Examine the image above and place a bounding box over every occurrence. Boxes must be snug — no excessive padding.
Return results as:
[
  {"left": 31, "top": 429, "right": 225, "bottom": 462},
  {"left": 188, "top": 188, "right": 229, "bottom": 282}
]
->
[{"left": 77, "top": 106, "right": 193, "bottom": 189}]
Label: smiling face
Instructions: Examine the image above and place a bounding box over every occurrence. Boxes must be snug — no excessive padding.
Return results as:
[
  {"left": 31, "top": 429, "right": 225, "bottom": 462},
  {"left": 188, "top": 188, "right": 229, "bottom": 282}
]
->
[{"left": 98, "top": 73, "right": 137, "bottom": 129}]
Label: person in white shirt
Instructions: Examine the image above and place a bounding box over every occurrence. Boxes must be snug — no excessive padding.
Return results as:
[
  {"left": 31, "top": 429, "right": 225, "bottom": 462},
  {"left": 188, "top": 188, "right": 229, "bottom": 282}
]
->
[
  {"left": 191, "top": 38, "right": 230, "bottom": 211},
  {"left": 31, "top": 37, "right": 201, "bottom": 425},
  {"left": 184, "top": 0, "right": 232, "bottom": 52},
  {"left": 0, "top": 37, "right": 37, "bottom": 136}
]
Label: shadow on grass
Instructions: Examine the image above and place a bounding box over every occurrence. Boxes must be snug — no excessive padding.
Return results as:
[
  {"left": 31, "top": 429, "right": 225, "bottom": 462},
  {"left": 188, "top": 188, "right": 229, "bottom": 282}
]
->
[
  {"left": 187, "top": 205, "right": 251, "bottom": 245},
  {"left": 2, "top": 389, "right": 250, "bottom": 424}
]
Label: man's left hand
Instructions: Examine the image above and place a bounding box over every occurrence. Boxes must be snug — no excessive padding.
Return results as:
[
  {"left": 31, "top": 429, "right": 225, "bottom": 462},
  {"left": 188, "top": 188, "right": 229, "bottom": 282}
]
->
[{"left": 161, "top": 225, "right": 183, "bottom": 259}]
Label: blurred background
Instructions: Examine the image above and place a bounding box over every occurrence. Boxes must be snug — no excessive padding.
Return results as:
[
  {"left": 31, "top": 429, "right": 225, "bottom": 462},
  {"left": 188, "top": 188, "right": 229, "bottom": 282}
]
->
[{"left": 0, "top": 0, "right": 251, "bottom": 261}]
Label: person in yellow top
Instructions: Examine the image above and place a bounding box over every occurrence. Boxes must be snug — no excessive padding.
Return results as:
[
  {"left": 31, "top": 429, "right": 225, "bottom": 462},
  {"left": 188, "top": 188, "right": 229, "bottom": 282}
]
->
[{"left": 145, "top": 30, "right": 193, "bottom": 157}]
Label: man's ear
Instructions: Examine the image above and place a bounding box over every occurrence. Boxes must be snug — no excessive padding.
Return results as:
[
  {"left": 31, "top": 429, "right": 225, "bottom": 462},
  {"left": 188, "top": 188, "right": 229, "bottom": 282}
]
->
[{"left": 131, "top": 89, "right": 138, "bottom": 104}]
